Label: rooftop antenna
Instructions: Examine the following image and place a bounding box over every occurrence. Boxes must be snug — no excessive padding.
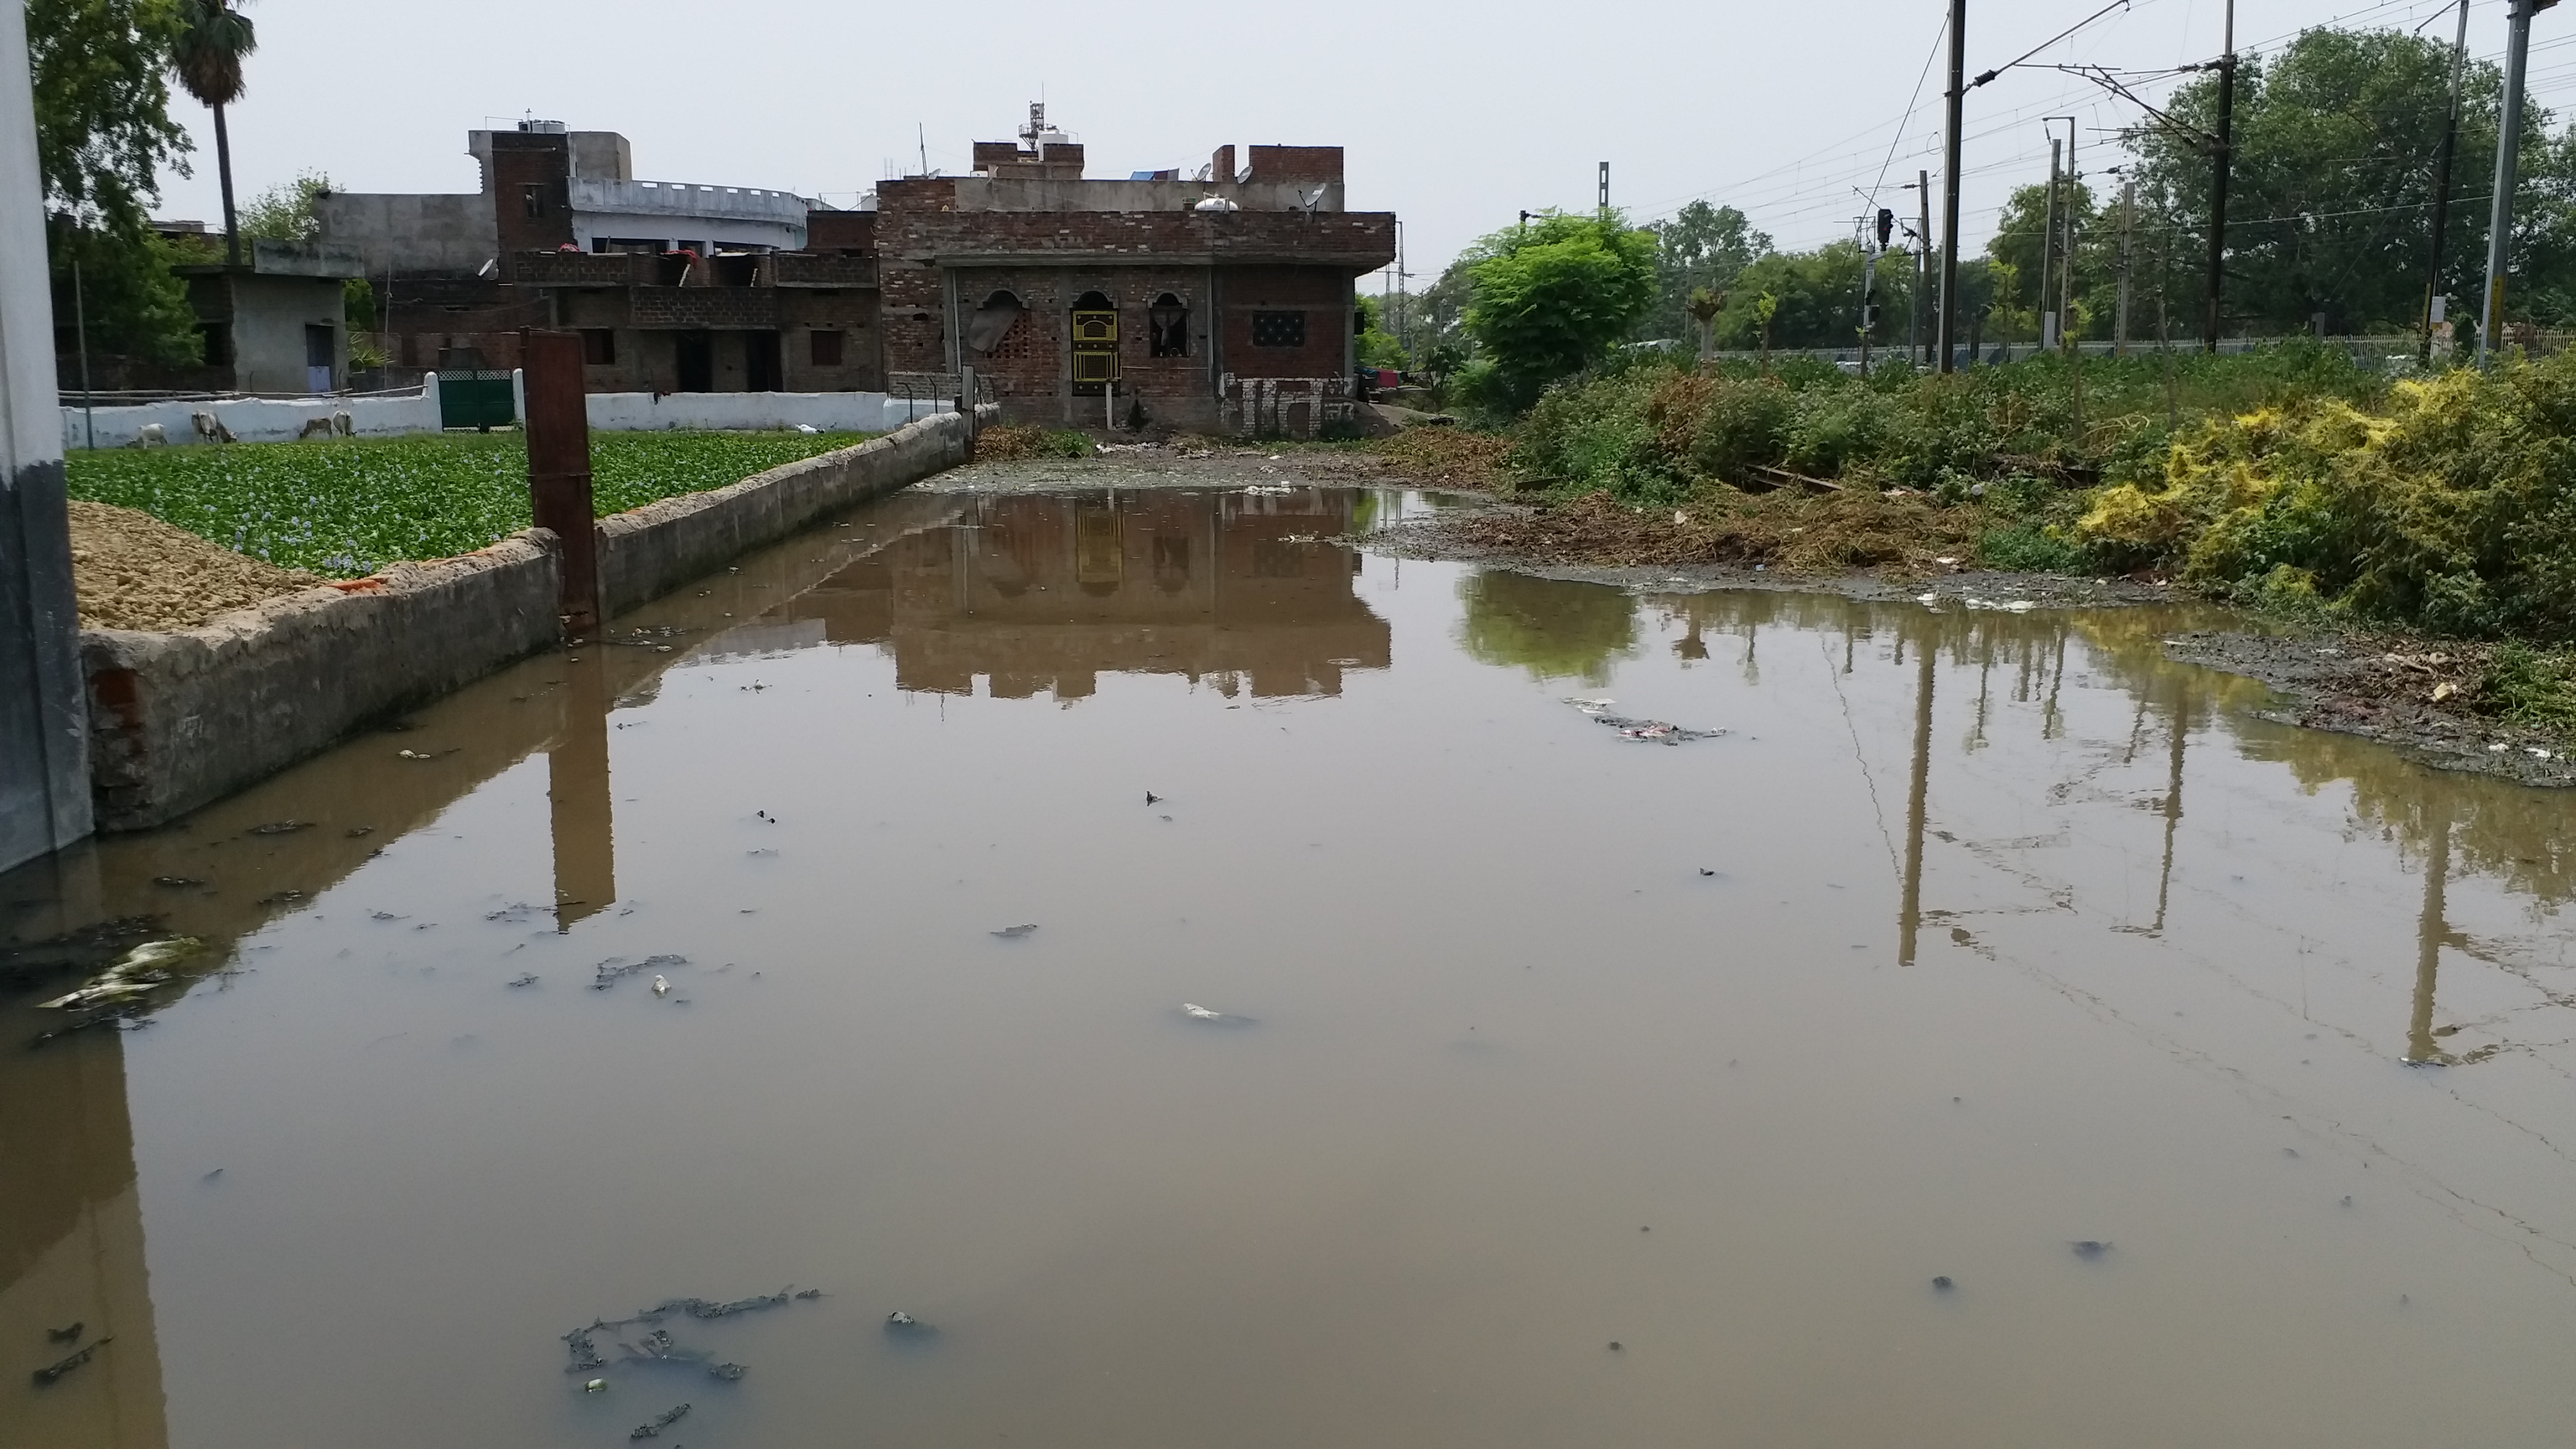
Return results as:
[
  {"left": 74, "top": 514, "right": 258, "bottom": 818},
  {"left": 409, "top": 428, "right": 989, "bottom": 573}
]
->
[{"left": 918, "top": 124, "right": 928, "bottom": 177}]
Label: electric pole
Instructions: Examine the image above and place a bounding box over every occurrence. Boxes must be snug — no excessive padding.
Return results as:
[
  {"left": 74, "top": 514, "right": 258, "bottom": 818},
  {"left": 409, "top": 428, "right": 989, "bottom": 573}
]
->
[
  {"left": 2061, "top": 120, "right": 2080, "bottom": 355},
  {"left": 2042, "top": 138, "right": 2062, "bottom": 349},
  {"left": 1916, "top": 169, "right": 1932, "bottom": 364},
  {"left": 2480, "top": 0, "right": 2558, "bottom": 365},
  {"left": 2423, "top": 0, "right": 2470, "bottom": 366},
  {"left": 2204, "top": 0, "right": 2236, "bottom": 352},
  {"left": 1936, "top": 0, "right": 1966, "bottom": 372},
  {"left": 2115, "top": 178, "right": 2134, "bottom": 356}
]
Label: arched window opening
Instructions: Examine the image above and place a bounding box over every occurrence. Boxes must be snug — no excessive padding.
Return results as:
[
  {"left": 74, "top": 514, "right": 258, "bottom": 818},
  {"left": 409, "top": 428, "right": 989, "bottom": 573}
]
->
[
  {"left": 1148, "top": 292, "right": 1189, "bottom": 358},
  {"left": 965, "top": 290, "right": 1027, "bottom": 359}
]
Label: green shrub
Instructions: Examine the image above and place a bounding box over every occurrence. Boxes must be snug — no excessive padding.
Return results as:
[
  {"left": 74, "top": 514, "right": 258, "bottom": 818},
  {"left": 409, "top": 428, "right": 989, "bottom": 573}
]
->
[{"left": 2478, "top": 645, "right": 2576, "bottom": 730}]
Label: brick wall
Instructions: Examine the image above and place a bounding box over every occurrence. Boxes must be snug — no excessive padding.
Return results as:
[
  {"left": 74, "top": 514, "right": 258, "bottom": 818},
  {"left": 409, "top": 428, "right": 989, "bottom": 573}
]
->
[
  {"left": 1216, "top": 265, "right": 1350, "bottom": 380},
  {"left": 1245, "top": 146, "right": 1343, "bottom": 185},
  {"left": 630, "top": 288, "right": 782, "bottom": 329},
  {"left": 489, "top": 134, "right": 574, "bottom": 274}
]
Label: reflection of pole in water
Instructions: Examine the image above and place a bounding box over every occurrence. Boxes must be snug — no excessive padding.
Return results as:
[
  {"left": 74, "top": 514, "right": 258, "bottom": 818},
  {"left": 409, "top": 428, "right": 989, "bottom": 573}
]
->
[
  {"left": 2149, "top": 684, "right": 2190, "bottom": 932},
  {"left": 2407, "top": 798, "right": 2454, "bottom": 1065},
  {"left": 1898, "top": 625, "right": 1936, "bottom": 966},
  {"left": 2042, "top": 625, "right": 2067, "bottom": 738},
  {"left": 0, "top": 1033, "right": 171, "bottom": 1447},
  {"left": 548, "top": 654, "right": 616, "bottom": 931}
]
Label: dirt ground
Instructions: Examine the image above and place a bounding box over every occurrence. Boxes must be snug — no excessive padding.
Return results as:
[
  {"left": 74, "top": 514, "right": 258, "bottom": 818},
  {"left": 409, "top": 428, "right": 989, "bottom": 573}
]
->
[{"left": 68, "top": 500, "right": 324, "bottom": 632}]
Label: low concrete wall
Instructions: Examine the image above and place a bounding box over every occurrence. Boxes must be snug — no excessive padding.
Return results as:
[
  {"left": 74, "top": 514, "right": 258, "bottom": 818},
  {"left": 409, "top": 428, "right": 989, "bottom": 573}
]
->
[
  {"left": 598, "top": 407, "right": 976, "bottom": 614},
  {"left": 78, "top": 406, "right": 992, "bottom": 831},
  {"left": 81, "top": 534, "right": 562, "bottom": 831},
  {"left": 61, "top": 382, "right": 447, "bottom": 449},
  {"left": 586, "top": 389, "right": 955, "bottom": 434}
]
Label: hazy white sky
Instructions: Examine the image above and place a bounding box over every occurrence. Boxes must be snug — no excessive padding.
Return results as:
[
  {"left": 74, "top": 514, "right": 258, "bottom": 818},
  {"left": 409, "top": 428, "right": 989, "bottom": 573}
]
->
[{"left": 146, "top": 0, "right": 2576, "bottom": 280}]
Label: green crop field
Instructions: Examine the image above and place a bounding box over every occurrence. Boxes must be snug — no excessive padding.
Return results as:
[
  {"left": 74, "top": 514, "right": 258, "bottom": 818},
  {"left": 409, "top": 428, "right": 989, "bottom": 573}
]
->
[{"left": 65, "top": 430, "right": 874, "bottom": 576}]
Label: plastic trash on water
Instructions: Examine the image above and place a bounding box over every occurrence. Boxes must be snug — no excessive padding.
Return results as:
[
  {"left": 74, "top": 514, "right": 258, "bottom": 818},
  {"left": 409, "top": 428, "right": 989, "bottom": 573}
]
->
[
  {"left": 1560, "top": 698, "right": 1725, "bottom": 746},
  {"left": 36, "top": 939, "right": 205, "bottom": 1011},
  {"left": 1181, "top": 1002, "right": 1256, "bottom": 1027},
  {"left": 651, "top": 975, "right": 670, "bottom": 997}
]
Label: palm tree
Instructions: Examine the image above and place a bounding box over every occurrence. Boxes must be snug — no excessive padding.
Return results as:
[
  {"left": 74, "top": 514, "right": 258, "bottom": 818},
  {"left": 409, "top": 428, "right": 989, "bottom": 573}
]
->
[{"left": 171, "top": 1, "right": 259, "bottom": 267}]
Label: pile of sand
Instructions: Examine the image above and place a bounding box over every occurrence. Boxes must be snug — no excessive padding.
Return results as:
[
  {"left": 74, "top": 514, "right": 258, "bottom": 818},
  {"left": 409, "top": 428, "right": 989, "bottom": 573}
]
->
[{"left": 67, "top": 501, "right": 326, "bottom": 632}]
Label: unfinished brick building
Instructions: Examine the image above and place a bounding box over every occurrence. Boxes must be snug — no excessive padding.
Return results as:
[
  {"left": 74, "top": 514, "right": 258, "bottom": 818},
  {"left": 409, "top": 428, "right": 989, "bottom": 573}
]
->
[{"left": 875, "top": 112, "right": 1397, "bottom": 432}]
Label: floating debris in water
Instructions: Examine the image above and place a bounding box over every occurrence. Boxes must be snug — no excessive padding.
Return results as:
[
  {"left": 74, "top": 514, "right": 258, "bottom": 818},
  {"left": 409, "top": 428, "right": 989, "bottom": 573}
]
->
[
  {"left": 629, "top": 1403, "right": 690, "bottom": 1439},
  {"left": 990, "top": 924, "right": 1038, "bottom": 939},
  {"left": 257, "top": 890, "right": 306, "bottom": 907},
  {"left": 1932, "top": 1276, "right": 1954, "bottom": 1291},
  {"left": 31, "top": 1338, "right": 110, "bottom": 1386},
  {"left": 884, "top": 1310, "right": 936, "bottom": 1338},
  {"left": 1563, "top": 698, "right": 1725, "bottom": 745},
  {"left": 507, "top": 973, "right": 539, "bottom": 988},
  {"left": 2070, "top": 1240, "right": 2113, "bottom": 1260},
  {"left": 652, "top": 974, "right": 671, "bottom": 997},
  {"left": 585, "top": 1377, "right": 609, "bottom": 1393},
  {"left": 152, "top": 875, "right": 203, "bottom": 888},
  {"left": 709, "top": 1362, "right": 747, "bottom": 1381},
  {"left": 35, "top": 939, "right": 204, "bottom": 1011},
  {"left": 246, "top": 820, "right": 312, "bottom": 836},
  {"left": 47, "top": 1322, "right": 83, "bottom": 1343},
  {"left": 1181, "top": 1002, "right": 1256, "bottom": 1027},
  {"left": 594, "top": 954, "right": 688, "bottom": 991}
]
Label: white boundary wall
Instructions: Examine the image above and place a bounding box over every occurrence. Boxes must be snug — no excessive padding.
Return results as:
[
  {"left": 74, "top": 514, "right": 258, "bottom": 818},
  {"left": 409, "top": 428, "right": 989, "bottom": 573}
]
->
[
  {"left": 62, "top": 378, "right": 950, "bottom": 448},
  {"left": 586, "top": 390, "right": 953, "bottom": 434},
  {"left": 62, "top": 380, "right": 446, "bottom": 449}
]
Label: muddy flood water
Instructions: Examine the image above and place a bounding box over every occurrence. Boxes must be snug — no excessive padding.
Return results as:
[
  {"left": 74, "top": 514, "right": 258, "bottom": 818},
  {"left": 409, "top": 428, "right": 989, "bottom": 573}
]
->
[{"left": 7, "top": 473, "right": 2576, "bottom": 1448}]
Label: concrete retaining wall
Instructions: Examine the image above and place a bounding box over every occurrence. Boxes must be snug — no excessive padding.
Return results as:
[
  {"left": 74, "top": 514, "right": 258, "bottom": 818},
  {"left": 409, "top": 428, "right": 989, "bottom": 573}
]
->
[
  {"left": 77, "top": 406, "right": 989, "bottom": 831},
  {"left": 586, "top": 389, "right": 954, "bottom": 434},
  {"left": 61, "top": 383, "right": 447, "bottom": 449},
  {"left": 80, "top": 534, "right": 562, "bottom": 832},
  {"left": 598, "top": 408, "right": 974, "bottom": 614}
]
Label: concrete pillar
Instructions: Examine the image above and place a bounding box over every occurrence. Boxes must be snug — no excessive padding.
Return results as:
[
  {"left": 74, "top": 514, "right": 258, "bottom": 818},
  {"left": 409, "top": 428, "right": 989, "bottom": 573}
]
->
[
  {"left": 0, "top": 3, "right": 96, "bottom": 874},
  {"left": 521, "top": 329, "right": 599, "bottom": 634}
]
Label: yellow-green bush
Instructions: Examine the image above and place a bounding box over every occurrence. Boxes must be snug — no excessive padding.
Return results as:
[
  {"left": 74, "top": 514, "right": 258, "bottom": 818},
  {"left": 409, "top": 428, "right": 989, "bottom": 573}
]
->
[{"left": 2079, "top": 357, "right": 2576, "bottom": 636}]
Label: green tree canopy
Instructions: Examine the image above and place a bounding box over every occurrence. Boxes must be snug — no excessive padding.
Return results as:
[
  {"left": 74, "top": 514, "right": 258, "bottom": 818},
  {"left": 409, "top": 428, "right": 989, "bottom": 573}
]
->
[
  {"left": 31, "top": 0, "right": 203, "bottom": 368},
  {"left": 239, "top": 169, "right": 334, "bottom": 241},
  {"left": 1645, "top": 200, "right": 1770, "bottom": 342},
  {"left": 2126, "top": 25, "right": 2569, "bottom": 333},
  {"left": 1460, "top": 209, "right": 1659, "bottom": 410}
]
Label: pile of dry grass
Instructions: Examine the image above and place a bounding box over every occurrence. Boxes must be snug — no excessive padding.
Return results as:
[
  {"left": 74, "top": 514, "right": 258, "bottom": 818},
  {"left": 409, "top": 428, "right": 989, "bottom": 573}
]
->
[
  {"left": 1446, "top": 489, "right": 1980, "bottom": 574},
  {"left": 1370, "top": 427, "right": 1515, "bottom": 489},
  {"left": 68, "top": 500, "right": 324, "bottom": 632}
]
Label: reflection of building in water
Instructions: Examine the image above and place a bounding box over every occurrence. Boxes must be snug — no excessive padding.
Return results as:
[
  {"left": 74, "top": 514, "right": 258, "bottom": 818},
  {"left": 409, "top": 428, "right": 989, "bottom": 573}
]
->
[
  {"left": 798, "top": 491, "right": 1390, "bottom": 699},
  {"left": 0, "top": 1029, "right": 167, "bottom": 1449}
]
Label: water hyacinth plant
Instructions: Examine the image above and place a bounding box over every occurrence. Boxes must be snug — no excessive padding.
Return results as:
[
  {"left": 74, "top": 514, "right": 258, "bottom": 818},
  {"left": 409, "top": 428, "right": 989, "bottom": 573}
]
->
[{"left": 65, "top": 430, "right": 872, "bottom": 576}]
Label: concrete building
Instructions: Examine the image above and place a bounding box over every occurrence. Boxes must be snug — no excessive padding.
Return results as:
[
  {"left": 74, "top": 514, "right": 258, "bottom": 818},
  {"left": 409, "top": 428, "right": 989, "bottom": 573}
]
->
[
  {"left": 174, "top": 238, "right": 368, "bottom": 394},
  {"left": 318, "top": 120, "right": 836, "bottom": 382}
]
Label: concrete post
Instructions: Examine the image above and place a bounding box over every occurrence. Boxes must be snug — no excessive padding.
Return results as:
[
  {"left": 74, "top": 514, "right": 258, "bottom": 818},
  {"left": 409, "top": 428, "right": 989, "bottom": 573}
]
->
[
  {"left": 521, "top": 329, "right": 600, "bottom": 634},
  {"left": 0, "top": 3, "right": 97, "bottom": 873}
]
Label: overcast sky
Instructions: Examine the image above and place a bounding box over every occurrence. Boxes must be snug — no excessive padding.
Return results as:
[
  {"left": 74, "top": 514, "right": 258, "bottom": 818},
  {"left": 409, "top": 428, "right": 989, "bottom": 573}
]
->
[{"left": 148, "top": 0, "right": 2576, "bottom": 282}]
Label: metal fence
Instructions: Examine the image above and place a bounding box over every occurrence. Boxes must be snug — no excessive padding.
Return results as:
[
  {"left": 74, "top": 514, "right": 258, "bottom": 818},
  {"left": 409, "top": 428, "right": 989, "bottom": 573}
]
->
[{"left": 1686, "top": 335, "right": 2504, "bottom": 375}]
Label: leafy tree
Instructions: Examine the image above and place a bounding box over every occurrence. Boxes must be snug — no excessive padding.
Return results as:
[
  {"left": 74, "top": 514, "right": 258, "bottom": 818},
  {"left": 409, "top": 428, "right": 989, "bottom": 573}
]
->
[
  {"left": 30, "top": 0, "right": 202, "bottom": 368},
  {"left": 239, "top": 168, "right": 332, "bottom": 240},
  {"left": 1353, "top": 292, "right": 1408, "bottom": 370},
  {"left": 1645, "top": 200, "right": 1770, "bottom": 342},
  {"left": 169, "top": 0, "right": 257, "bottom": 265},
  {"left": 2126, "top": 25, "right": 2564, "bottom": 335},
  {"left": 1460, "top": 209, "right": 1659, "bottom": 410},
  {"left": 1710, "top": 242, "right": 1916, "bottom": 351}
]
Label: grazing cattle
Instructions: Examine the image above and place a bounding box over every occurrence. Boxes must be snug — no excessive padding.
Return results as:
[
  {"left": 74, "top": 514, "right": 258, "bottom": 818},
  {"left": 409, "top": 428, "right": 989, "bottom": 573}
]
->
[
  {"left": 333, "top": 410, "right": 354, "bottom": 437},
  {"left": 297, "top": 415, "right": 336, "bottom": 440},
  {"left": 130, "top": 423, "right": 168, "bottom": 447},
  {"left": 190, "top": 411, "right": 235, "bottom": 444}
]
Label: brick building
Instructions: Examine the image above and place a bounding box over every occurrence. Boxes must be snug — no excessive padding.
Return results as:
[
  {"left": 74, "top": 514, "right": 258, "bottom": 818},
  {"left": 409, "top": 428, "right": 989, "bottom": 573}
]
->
[
  {"left": 876, "top": 112, "right": 1396, "bottom": 431},
  {"left": 321, "top": 111, "right": 1395, "bottom": 431}
]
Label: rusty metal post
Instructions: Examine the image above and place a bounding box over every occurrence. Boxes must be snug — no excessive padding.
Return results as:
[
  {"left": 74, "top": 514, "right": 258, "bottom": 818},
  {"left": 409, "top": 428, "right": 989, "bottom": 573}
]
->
[{"left": 521, "top": 329, "right": 600, "bottom": 635}]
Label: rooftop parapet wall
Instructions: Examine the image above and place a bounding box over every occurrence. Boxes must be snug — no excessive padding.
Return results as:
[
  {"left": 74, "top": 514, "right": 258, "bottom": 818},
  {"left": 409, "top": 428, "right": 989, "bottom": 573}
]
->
[
  {"left": 944, "top": 177, "right": 1344, "bottom": 214},
  {"left": 569, "top": 176, "right": 811, "bottom": 226},
  {"left": 880, "top": 204, "right": 1395, "bottom": 271}
]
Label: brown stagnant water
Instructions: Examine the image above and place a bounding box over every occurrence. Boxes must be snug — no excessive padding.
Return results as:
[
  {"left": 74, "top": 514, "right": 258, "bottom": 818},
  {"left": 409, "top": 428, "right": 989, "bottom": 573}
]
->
[{"left": 6, "top": 478, "right": 2576, "bottom": 1449}]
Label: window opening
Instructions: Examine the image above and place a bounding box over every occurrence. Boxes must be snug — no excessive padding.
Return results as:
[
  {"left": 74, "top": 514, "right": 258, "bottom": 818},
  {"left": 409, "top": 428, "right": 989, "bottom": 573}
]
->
[
  {"left": 1148, "top": 292, "right": 1189, "bottom": 358},
  {"left": 522, "top": 185, "right": 546, "bottom": 220},
  {"left": 811, "top": 329, "right": 846, "bottom": 366},
  {"left": 1250, "top": 310, "right": 1305, "bottom": 348},
  {"left": 965, "top": 290, "right": 1026, "bottom": 358},
  {"left": 582, "top": 329, "right": 617, "bottom": 366}
]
